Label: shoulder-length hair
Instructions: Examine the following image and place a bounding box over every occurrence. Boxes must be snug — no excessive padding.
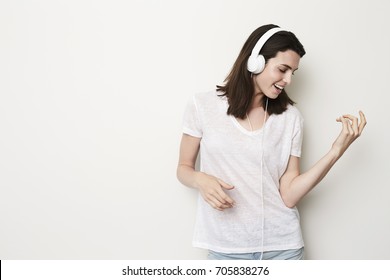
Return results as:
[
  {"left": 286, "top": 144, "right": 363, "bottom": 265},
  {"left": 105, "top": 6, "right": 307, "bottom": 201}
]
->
[{"left": 217, "top": 24, "right": 306, "bottom": 118}]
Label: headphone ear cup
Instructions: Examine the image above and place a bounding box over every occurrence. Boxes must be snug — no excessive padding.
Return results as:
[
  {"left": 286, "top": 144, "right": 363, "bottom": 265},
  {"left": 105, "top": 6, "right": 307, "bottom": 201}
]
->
[
  {"left": 247, "top": 55, "right": 259, "bottom": 73},
  {"left": 247, "top": 55, "right": 265, "bottom": 74}
]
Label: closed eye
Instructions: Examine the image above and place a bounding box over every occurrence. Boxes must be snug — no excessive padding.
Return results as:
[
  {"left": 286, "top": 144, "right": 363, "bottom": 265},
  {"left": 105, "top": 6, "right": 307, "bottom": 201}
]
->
[
  {"left": 280, "top": 64, "right": 298, "bottom": 75},
  {"left": 279, "top": 68, "right": 297, "bottom": 75}
]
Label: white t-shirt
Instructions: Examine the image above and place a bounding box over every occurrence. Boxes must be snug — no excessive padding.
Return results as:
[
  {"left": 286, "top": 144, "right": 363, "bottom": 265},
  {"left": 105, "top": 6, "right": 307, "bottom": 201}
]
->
[{"left": 182, "top": 90, "right": 304, "bottom": 253}]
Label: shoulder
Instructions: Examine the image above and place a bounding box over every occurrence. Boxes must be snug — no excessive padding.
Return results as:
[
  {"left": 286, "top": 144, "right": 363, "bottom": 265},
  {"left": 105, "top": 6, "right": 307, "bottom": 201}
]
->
[
  {"left": 283, "top": 104, "right": 304, "bottom": 121},
  {"left": 271, "top": 105, "right": 304, "bottom": 127}
]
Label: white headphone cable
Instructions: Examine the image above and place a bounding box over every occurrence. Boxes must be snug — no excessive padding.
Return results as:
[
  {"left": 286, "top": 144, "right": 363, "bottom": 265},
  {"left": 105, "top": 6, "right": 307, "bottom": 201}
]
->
[
  {"left": 259, "top": 97, "right": 268, "bottom": 260},
  {"left": 246, "top": 113, "right": 253, "bottom": 132}
]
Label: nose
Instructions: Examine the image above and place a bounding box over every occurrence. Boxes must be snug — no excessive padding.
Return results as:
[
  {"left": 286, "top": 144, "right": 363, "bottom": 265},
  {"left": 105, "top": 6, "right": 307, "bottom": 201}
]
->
[{"left": 283, "top": 73, "right": 292, "bottom": 85}]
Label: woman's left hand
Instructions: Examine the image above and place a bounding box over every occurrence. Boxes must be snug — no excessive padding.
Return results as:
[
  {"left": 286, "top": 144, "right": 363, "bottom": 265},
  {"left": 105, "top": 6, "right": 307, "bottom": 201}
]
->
[{"left": 331, "top": 111, "right": 367, "bottom": 157}]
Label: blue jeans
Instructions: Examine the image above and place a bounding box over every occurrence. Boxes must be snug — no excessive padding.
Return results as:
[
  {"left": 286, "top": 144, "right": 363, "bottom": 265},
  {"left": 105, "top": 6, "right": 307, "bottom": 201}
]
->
[{"left": 207, "top": 247, "right": 304, "bottom": 260}]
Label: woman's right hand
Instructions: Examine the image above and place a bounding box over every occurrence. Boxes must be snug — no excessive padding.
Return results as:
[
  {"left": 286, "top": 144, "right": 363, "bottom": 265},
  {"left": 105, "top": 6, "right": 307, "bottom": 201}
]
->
[{"left": 194, "top": 172, "right": 235, "bottom": 211}]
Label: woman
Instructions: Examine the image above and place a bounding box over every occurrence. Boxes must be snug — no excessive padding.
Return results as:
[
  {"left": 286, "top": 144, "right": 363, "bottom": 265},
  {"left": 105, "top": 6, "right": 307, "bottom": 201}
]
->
[{"left": 176, "top": 24, "right": 366, "bottom": 260}]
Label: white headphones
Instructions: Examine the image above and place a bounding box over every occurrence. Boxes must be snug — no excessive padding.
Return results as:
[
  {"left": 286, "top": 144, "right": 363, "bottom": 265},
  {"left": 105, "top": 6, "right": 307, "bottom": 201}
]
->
[{"left": 247, "top": 27, "right": 284, "bottom": 74}]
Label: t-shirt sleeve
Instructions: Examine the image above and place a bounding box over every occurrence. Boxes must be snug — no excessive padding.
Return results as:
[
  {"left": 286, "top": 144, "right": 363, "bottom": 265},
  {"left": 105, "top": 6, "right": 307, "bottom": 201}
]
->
[
  {"left": 291, "top": 114, "right": 304, "bottom": 157},
  {"left": 182, "top": 95, "right": 202, "bottom": 138}
]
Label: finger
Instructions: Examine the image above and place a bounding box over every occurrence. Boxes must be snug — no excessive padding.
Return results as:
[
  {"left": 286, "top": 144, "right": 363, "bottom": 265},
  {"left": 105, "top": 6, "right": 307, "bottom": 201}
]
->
[
  {"left": 339, "top": 116, "right": 352, "bottom": 134},
  {"left": 342, "top": 114, "right": 359, "bottom": 134},
  {"left": 217, "top": 179, "right": 234, "bottom": 190},
  {"left": 205, "top": 195, "right": 222, "bottom": 210},
  {"left": 216, "top": 189, "right": 235, "bottom": 206},
  {"left": 346, "top": 119, "right": 354, "bottom": 135},
  {"left": 358, "top": 111, "right": 367, "bottom": 135},
  {"left": 210, "top": 202, "right": 224, "bottom": 211},
  {"left": 206, "top": 187, "right": 234, "bottom": 207},
  {"left": 216, "top": 179, "right": 236, "bottom": 205},
  {"left": 208, "top": 196, "right": 232, "bottom": 211}
]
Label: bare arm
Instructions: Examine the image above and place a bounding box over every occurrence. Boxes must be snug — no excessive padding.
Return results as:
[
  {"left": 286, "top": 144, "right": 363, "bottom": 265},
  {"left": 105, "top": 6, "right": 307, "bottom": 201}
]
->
[
  {"left": 177, "top": 134, "right": 235, "bottom": 211},
  {"left": 280, "top": 111, "right": 367, "bottom": 208}
]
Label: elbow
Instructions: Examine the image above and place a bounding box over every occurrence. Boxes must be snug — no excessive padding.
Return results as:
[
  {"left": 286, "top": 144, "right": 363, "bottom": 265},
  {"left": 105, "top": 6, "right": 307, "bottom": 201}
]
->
[
  {"left": 176, "top": 165, "right": 183, "bottom": 185},
  {"left": 280, "top": 192, "right": 297, "bottom": 209},
  {"left": 283, "top": 199, "right": 297, "bottom": 209},
  {"left": 284, "top": 200, "right": 297, "bottom": 209},
  {"left": 176, "top": 165, "right": 180, "bottom": 180}
]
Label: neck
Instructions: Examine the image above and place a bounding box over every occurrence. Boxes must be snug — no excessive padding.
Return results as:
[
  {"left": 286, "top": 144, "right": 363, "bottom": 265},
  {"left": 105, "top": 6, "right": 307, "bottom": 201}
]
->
[{"left": 250, "top": 93, "right": 266, "bottom": 109}]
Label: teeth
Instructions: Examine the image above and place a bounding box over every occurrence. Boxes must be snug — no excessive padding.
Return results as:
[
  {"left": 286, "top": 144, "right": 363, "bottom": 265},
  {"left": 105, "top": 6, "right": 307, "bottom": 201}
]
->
[{"left": 274, "top": 84, "right": 284, "bottom": 90}]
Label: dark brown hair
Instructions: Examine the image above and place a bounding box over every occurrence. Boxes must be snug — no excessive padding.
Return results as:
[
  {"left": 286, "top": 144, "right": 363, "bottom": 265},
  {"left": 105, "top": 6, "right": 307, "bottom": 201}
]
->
[{"left": 217, "top": 24, "right": 306, "bottom": 118}]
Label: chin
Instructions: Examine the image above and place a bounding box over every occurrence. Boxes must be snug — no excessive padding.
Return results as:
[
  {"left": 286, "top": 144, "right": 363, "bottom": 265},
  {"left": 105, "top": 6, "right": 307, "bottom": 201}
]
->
[{"left": 266, "top": 94, "right": 279, "bottom": 100}]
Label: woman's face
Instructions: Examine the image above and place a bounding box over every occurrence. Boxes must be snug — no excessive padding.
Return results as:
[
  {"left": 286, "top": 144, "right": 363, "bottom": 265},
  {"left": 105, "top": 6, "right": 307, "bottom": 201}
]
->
[{"left": 253, "top": 50, "right": 300, "bottom": 99}]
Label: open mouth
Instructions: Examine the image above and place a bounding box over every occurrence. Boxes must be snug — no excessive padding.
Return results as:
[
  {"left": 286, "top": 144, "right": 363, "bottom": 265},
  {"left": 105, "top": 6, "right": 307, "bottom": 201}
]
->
[
  {"left": 274, "top": 84, "right": 284, "bottom": 93},
  {"left": 274, "top": 84, "right": 284, "bottom": 90}
]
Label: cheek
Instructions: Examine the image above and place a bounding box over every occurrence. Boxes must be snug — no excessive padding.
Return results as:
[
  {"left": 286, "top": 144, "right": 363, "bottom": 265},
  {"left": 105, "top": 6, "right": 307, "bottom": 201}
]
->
[
  {"left": 253, "top": 77, "right": 261, "bottom": 91},
  {"left": 269, "top": 68, "right": 283, "bottom": 80},
  {"left": 256, "top": 71, "right": 274, "bottom": 86},
  {"left": 255, "top": 76, "right": 265, "bottom": 89}
]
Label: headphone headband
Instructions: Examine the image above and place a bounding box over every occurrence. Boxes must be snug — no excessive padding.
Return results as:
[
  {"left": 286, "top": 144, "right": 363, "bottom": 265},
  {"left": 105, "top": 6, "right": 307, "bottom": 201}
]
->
[
  {"left": 247, "top": 27, "right": 285, "bottom": 74},
  {"left": 250, "top": 27, "right": 283, "bottom": 57}
]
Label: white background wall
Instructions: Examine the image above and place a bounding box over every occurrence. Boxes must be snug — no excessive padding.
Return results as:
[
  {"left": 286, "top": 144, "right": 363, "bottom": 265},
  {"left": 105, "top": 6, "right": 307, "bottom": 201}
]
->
[{"left": 0, "top": 0, "right": 389, "bottom": 260}]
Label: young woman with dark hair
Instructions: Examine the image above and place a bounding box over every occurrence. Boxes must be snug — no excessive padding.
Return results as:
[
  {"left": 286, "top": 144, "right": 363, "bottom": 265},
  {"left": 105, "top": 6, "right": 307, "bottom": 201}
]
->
[{"left": 177, "top": 24, "right": 366, "bottom": 260}]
